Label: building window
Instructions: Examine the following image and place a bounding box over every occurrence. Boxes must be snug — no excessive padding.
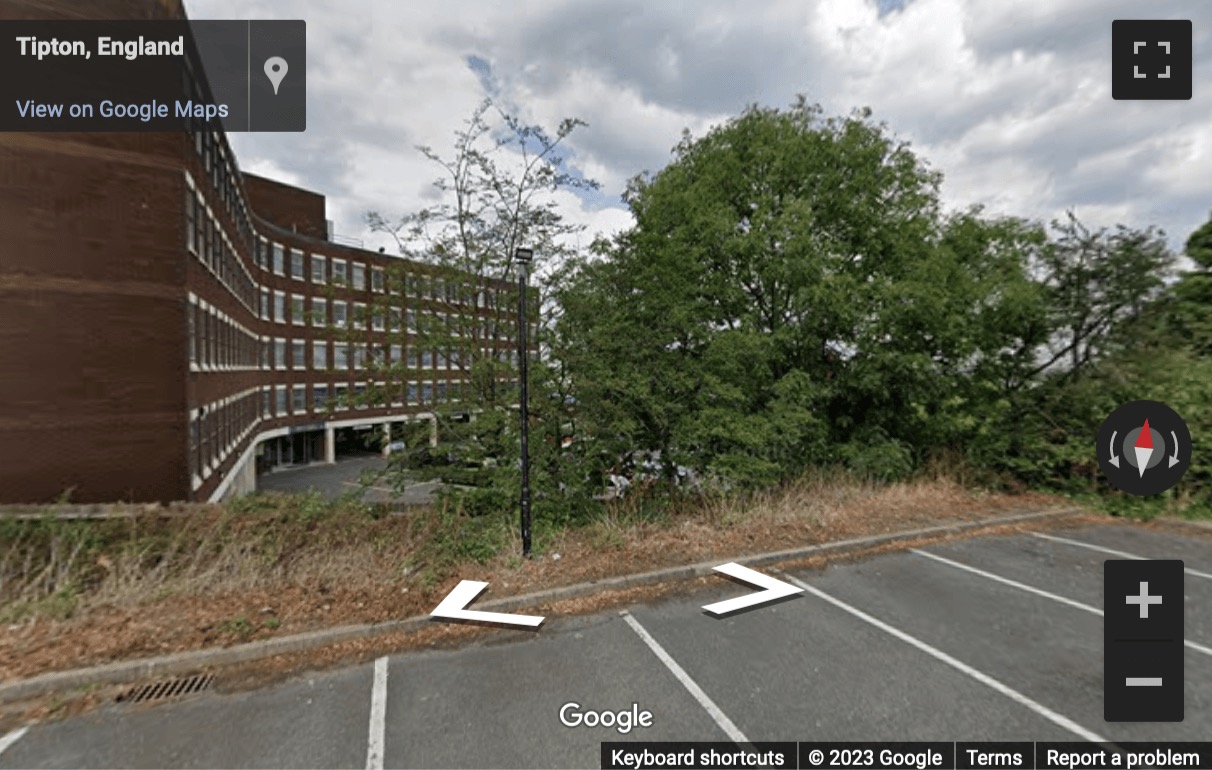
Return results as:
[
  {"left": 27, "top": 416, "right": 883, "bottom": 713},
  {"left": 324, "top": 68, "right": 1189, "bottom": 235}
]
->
[
  {"left": 275, "top": 338, "right": 287, "bottom": 370},
  {"left": 437, "top": 350, "right": 447, "bottom": 369},
  {"left": 421, "top": 350, "right": 433, "bottom": 368},
  {"left": 311, "top": 297, "right": 327, "bottom": 327},
  {"left": 311, "top": 254, "right": 326, "bottom": 284},
  {"left": 292, "top": 385, "right": 307, "bottom": 414},
  {"left": 185, "top": 186, "right": 197, "bottom": 254},
  {"left": 354, "top": 302, "right": 366, "bottom": 330},
  {"left": 291, "top": 294, "right": 305, "bottom": 325},
  {"left": 407, "top": 347, "right": 418, "bottom": 368},
  {"left": 275, "top": 385, "right": 287, "bottom": 416},
  {"left": 194, "top": 195, "right": 206, "bottom": 259},
  {"left": 262, "top": 387, "right": 271, "bottom": 418},
  {"left": 335, "top": 343, "right": 349, "bottom": 370},
  {"left": 407, "top": 382, "right": 418, "bottom": 404},
  {"left": 353, "top": 345, "right": 366, "bottom": 370},
  {"left": 372, "top": 308, "right": 385, "bottom": 331},
  {"left": 390, "top": 344, "right": 402, "bottom": 364},
  {"left": 436, "top": 382, "right": 447, "bottom": 403},
  {"left": 292, "top": 339, "right": 306, "bottom": 370},
  {"left": 369, "top": 344, "right": 386, "bottom": 369},
  {"left": 335, "top": 384, "right": 349, "bottom": 411},
  {"left": 210, "top": 220, "right": 221, "bottom": 272},
  {"left": 313, "top": 384, "right": 328, "bottom": 411},
  {"left": 421, "top": 382, "right": 433, "bottom": 404},
  {"left": 313, "top": 340, "right": 328, "bottom": 369},
  {"left": 255, "top": 237, "right": 266, "bottom": 270},
  {"left": 333, "top": 300, "right": 348, "bottom": 328},
  {"left": 197, "top": 309, "right": 209, "bottom": 367},
  {"left": 389, "top": 307, "right": 402, "bottom": 332},
  {"left": 354, "top": 382, "right": 368, "bottom": 410},
  {"left": 291, "top": 249, "right": 305, "bottom": 281},
  {"left": 371, "top": 267, "right": 385, "bottom": 293},
  {"left": 351, "top": 262, "right": 366, "bottom": 291},
  {"left": 332, "top": 258, "right": 347, "bottom": 285},
  {"left": 406, "top": 310, "right": 417, "bottom": 333},
  {"left": 260, "top": 288, "right": 270, "bottom": 320},
  {"left": 260, "top": 336, "right": 270, "bottom": 369},
  {"left": 274, "top": 291, "right": 286, "bottom": 323},
  {"left": 272, "top": 243, "right": 285, "bottom": 275},
  {"left": 187, "top": 304, "right": 197, "bottom": 364}
]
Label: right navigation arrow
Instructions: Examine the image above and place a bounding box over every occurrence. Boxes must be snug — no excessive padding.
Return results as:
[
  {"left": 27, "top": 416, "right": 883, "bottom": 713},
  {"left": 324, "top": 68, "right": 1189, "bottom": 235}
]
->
[{"left": 701, "top": 563, "right": 803, "bottom": 616}]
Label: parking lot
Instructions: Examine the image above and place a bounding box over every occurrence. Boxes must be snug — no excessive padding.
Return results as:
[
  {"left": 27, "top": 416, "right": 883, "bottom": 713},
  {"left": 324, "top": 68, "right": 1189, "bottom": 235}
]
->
[
  {"left": 256, "top": 455, "right": 443, "bottom": 507},
  {"left": 2, "top": 520, "right": 1209, "bottom": 768}
]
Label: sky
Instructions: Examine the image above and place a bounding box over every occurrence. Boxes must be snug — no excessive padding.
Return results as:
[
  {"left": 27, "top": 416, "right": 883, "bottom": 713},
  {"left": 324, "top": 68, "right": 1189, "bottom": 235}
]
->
[{"left": 185, "top": 0, "right": 1211, "bottom": 259}]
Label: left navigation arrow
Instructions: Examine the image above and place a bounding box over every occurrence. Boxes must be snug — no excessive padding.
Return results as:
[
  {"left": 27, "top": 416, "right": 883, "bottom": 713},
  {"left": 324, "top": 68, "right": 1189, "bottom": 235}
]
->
[
  {"left": 702, "top": 563, "right": 803, "bottom": 616},
  {"left": 430, "top": 580, "right": 545, "bottom": 628}
]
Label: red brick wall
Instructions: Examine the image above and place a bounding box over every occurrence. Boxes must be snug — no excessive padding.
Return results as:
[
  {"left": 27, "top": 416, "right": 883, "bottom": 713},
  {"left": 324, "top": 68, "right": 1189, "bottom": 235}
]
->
[
  {"left": 0, "top": 2, "right": 191, "bottom": 503},
  {"left": 243, "top": 174, "right": 329, "bottom": 240}
]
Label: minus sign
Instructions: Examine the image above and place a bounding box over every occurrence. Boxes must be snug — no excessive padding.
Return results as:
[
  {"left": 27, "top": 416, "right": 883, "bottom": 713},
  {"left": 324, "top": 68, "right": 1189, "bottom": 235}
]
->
[{"left": 1126, "top": 677, "right": 1163, "bottom": 686}]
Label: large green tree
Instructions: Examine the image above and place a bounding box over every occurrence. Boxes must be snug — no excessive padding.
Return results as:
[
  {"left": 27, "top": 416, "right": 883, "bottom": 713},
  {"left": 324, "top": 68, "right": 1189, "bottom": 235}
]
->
[{"left": 558, "top": 98, "right": 1051, "bottom": 487}]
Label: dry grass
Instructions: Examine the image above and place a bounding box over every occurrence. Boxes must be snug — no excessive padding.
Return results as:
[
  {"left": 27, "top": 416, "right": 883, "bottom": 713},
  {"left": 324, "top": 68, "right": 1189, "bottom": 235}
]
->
[{"left": 0, "top": 472, "right": 1068, "bottom": 682}]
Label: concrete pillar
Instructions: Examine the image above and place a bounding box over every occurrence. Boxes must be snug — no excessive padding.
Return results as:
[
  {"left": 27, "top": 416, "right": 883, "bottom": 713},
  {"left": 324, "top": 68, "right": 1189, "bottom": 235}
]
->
[
  {"left": 324, "top": 426, "right": 336, "bottom": 464},
  {"left": 381, "top": 422, "right": 391, "bottom": 457}
]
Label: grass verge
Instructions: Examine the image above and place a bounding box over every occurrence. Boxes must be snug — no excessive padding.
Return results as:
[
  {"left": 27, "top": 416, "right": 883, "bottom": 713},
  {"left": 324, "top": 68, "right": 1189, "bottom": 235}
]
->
[{"left": 2, "top": 471, "right": 1070, "bottom": 682}]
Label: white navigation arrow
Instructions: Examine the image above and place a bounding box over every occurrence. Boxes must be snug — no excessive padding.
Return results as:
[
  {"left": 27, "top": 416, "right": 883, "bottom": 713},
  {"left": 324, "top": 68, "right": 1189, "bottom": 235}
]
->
[
  {"left": 1169, "top": 431, "right": 1181, "bottom": 468},
  {"left": 1109, "top": 430, "right": 1121, "bottom": 468},
  {"left": 430, "top": 580, "right": 544, "bottom": 628},
  {"left": 1134, "top": 445, "right": 1153, "bottom": 477},
  {"left": 702, "top": 563, "right": 803, "bottom": 616}
]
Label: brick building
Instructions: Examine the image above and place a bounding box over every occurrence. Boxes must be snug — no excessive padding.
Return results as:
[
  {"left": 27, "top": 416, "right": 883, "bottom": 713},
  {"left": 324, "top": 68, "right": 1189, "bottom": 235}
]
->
[{"left": 0, "top": 0, "right": 524, "bottom": 504}]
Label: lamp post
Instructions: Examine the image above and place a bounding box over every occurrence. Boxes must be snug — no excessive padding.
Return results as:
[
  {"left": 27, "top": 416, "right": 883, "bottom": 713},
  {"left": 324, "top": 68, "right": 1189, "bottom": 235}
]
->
[{"left": 515, "top": 247, "right": 533, "bottom": 558}]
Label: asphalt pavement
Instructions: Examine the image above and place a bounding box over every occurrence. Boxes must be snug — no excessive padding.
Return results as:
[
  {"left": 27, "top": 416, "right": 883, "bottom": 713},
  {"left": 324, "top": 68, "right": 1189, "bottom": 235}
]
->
[
  {"left": 2, "top": 521, "right": 1209, "bottom": 769},
  {"left": 256, "top": 456, "right": 442, "bottom": 506}
]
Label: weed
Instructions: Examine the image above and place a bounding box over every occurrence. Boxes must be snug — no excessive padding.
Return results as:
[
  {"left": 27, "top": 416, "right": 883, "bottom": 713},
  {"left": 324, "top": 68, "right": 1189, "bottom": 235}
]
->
[{"left": 219, "top": 614, "right": 255, "bottom": 640}]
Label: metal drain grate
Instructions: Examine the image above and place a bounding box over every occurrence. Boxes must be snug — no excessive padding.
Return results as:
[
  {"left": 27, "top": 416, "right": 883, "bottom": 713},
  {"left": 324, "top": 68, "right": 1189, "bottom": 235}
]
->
[{"left": 117, "top": 673, "right": 214, "bottom": 704}]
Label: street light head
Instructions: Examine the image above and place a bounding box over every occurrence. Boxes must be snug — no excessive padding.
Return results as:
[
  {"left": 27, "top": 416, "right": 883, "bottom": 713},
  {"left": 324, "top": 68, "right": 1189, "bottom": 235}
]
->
[{"left": 514, "top": 247, "right": 534, "bottom": 264}]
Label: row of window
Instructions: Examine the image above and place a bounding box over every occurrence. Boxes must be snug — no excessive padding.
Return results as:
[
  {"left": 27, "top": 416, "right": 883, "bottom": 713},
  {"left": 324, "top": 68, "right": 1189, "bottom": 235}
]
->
[
  {"left": 249, "top": 239, "right": 507, "bottom": 308},
  {"left": 188, "top": 388, "right": 260, "bottom": 486},
  {"left": 251, "top": 288, "right": 531, "bottom": 344},
  {"left": 257, "top": 337, "right": 487, "bottom": 372},
  {"left": 260, "top": 380, "right": 465, "bottom": 418},
  {"left": 255, "top": 240, "right": 384, "bottom": 293},
  {"left": 186, "top": 178, "right": 258, "bottom": 313},
  {"left": 188, "top": 296, "right": 260, "bottom": 370}
]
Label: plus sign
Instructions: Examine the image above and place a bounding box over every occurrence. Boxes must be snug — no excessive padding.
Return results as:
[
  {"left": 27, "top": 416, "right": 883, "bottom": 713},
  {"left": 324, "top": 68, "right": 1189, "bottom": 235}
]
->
[{"left": 1126, "top": 581, "right": 1163, "bottom": 618}]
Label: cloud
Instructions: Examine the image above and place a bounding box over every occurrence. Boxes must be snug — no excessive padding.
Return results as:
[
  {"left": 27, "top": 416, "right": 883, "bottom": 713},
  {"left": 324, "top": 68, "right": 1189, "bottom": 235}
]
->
[{"left": 185, "top": 0, "right": 1212, "bottom": 259}]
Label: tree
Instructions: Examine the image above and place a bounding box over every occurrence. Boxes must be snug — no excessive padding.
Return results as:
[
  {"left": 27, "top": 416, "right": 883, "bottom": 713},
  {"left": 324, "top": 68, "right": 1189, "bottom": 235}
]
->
[
  {"left": 357, "top": 98, "right": 598, "bottom": 514},
  {"left": 1025, "top": 212, "right": 1176, "bottom": 381},
  {"left": 1169, "top": 210, "right": 1212, "bottom": 353},
  {"left": 558, "top": 98, "right": 1051, "bottom": 487}
]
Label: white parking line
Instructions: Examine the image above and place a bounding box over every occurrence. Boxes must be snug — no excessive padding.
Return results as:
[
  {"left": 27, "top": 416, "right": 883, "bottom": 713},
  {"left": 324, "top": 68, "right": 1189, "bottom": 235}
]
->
[
  {"left": 0, "top": 727, "right": 28, "bottom": 758},
  {"left": 366, "top": 657, "right": 388, "bottom": 770},
  {"left": 1031, "top": 532, "right": 1212, "bottom": 580},
  {"left": 620, "top": 611, "right": 749, "bottom": 743},
  {"left": 774, "top": 571, "right": 1108, "bottom": 744},
  {"left": 911, "top": 548, "right": 1212, "bottom": 658}
]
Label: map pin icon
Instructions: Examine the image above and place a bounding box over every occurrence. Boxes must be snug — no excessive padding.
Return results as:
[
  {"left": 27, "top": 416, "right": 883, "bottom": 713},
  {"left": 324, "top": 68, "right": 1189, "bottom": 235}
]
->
[{"left": 264, "top": 56, "right": 288, "bottom": 95}]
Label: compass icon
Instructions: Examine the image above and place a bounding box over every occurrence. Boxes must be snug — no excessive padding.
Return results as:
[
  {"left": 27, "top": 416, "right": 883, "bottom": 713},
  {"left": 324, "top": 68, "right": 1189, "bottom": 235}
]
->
[{"left": 1098, "top": 400, "right": 1191, "bottom": 496}]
